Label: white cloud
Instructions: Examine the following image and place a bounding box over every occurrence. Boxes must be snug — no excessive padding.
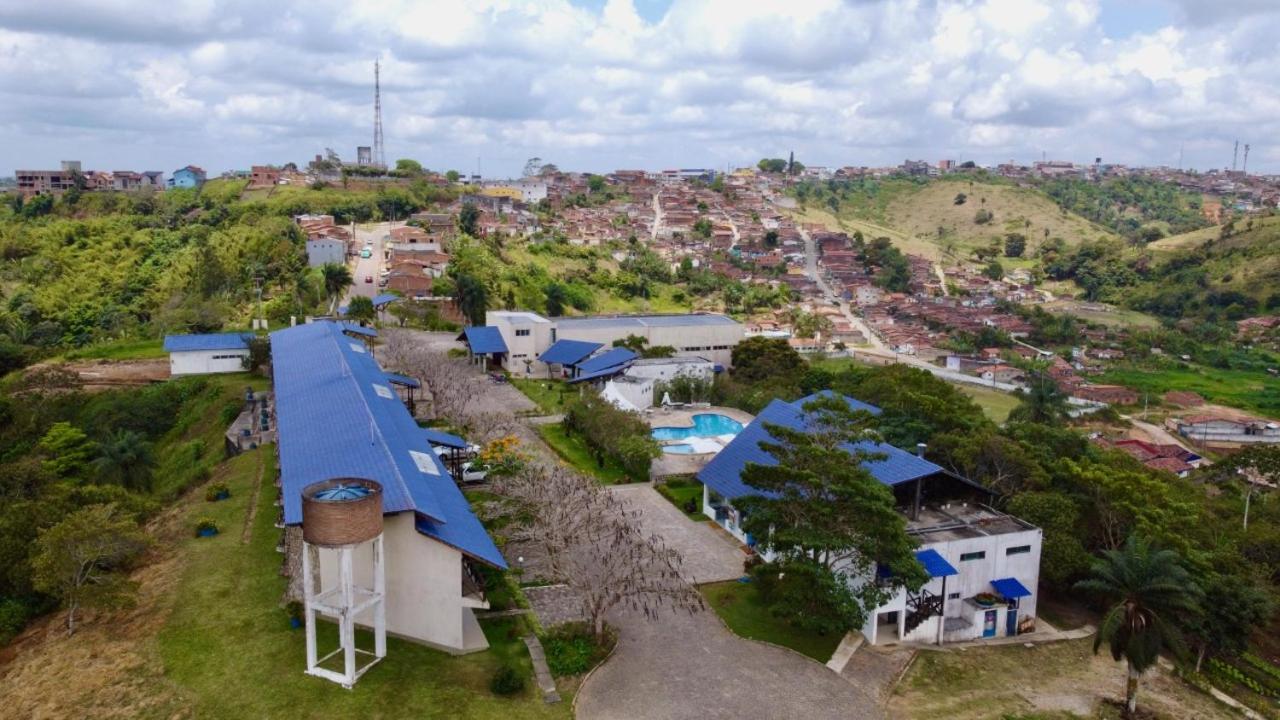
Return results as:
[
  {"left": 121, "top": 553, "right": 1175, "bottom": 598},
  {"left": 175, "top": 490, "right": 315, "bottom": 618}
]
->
[{"left": 0, "top": 0, "right": 1276, "bottom": 174}]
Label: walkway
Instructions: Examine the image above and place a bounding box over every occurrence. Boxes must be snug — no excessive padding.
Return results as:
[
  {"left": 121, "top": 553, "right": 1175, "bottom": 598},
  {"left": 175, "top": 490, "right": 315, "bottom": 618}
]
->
[{"left": 576, "top": 485, "right": 885, "bottom": 719}]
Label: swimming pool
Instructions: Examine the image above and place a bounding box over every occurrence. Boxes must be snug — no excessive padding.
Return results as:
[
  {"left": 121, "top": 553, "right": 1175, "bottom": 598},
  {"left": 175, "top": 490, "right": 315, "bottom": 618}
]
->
[
  {"left": 662, "top": 443, "right": 697, "bottom": 454},
  {"left": 652, "top": 413, "right": 745, "bottom": 442}
]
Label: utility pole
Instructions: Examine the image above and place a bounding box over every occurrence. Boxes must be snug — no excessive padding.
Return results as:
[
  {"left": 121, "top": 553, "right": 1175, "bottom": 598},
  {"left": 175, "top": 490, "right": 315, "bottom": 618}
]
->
[
  {"left": 1232, "top": 140, "right": 1239, "bottom": 171},
  {"left": 1243, "top": 144, "right": 1251, "bottom": 174}
]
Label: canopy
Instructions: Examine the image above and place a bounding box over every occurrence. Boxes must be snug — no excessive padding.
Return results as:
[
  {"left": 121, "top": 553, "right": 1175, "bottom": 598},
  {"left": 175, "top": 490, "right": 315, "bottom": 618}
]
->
[
  {"left": 990, "top": 577, "right": 1032, "bottom": 599},
  {"left": 915, "top": 549, "right": 958, "bottom": 578}
]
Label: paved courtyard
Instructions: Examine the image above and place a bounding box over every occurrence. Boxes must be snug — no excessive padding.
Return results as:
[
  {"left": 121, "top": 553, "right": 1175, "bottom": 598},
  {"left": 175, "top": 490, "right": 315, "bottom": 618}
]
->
[{"left": 608, "top": 484, "right": 745, "bottom": 584}]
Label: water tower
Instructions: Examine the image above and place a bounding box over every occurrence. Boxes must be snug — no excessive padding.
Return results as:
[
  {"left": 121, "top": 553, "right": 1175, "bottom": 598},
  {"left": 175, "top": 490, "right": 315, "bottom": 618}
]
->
[{"left": 300, "top": 478, "right": 386, "bottom": 688}]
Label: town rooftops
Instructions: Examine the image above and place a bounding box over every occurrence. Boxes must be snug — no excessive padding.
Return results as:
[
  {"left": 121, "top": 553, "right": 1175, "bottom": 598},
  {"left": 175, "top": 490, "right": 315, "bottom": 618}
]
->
[
  {"left": 697, "top": 394, "right": 941, "bottom": 502},
  {"left": 270, "top": 321, "right": 505, "bottom": 569},
  {"left": 163, "top": 332, "right": 254, "bottom": 352}
]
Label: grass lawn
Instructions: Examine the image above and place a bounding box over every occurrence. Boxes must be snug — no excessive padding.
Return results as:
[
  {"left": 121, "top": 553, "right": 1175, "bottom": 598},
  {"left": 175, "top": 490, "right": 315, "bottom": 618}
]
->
[
  {"left": 700, "top": 581, "right": 842, "bottom": 663},
  {"left": 656, "top": 477, "right": 704, "bottom": 517},
  {"left": 535, "top": 423, "right": 632, "bottom": 484},
  {"left": 1099, "top": 363, "right": 1280, "bottom": 418},
  {"left": 157, "top": 446, "right": 569, "bottom": 720},
  {"left": 957, "top": 384, "right": 1021, "bottom": 424},
  {"left": 510, "top": 378, "right": 572, "bottom": 415},
  {"left": 62, "top": 337, "right": 168, "bottom": 361}
]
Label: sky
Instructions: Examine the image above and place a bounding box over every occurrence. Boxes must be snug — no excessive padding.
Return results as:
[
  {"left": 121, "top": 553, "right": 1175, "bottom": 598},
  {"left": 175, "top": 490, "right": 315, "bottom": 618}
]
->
[{"left": 1, "top": 0, "right": 1278, "bottom": 178}]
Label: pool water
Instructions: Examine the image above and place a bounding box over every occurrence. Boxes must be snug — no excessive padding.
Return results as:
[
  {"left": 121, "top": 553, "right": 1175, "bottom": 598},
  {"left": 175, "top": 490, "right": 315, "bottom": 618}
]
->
[
  {"left": 663, "top": 444, "right": 697, "bottom": 454},
  {"left": 652, "top": 413, "right": 744, "bottom": 442}
]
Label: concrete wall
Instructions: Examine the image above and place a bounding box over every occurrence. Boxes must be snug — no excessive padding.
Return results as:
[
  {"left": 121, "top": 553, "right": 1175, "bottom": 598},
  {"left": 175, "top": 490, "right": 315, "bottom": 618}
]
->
[
  {"left": 306, "top": 239, "right": 346, "bottom": 267},
  {"left": 626, "top": 358, "right": 715, "bottom": 383},
  {"left": 315, "top": 513, "right": 480, "bottom": 653},
  {"left": 169, "top": 349, "right": 249, "bottom": 376}
]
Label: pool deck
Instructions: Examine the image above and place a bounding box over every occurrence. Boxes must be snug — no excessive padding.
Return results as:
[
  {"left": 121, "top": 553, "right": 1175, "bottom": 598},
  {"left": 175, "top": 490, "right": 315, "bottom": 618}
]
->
[{"left": 645, "top": 405, "right": 756, "bottom": 431}]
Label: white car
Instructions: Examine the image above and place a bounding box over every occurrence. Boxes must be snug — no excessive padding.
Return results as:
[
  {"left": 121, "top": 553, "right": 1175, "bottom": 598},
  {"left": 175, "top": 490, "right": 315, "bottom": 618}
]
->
[{"left": 459, "top": 462, "right": 489, "bottom": 483}]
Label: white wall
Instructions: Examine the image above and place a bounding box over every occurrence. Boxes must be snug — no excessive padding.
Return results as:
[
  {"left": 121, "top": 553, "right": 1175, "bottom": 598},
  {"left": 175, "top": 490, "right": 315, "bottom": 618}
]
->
[
  {"left": 169, "top": 349, "right": 249, "bottom": 376},
  {"left": 626, "top": 359, "right": 715, "bottom": 383},
  {"left": 306, "top": 239, "right": 345, "bottom": 267},
  {"left": 316, "top": 513, "right": 480, "bottom": 653}
]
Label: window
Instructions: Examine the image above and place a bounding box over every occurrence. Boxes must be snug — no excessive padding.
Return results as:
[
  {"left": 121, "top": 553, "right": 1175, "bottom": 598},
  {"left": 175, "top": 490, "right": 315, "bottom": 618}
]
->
[
  {"left": 1006, "top": 545, "right": 1031, "bottom": 556},
  {"left": 515, "top": 329, "right": 530, "bottom": 337},
  {"left": 960, "top": 551, "right": 986, "bottom": 562},
  {"left": 948, "top": 592, "right": 960, "bottom": 600}
]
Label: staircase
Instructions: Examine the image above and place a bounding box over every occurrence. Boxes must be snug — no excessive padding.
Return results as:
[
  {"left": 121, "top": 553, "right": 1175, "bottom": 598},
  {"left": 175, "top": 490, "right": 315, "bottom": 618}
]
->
[{"left": 904, "top": 588, "right": 943, "bottom": 635}]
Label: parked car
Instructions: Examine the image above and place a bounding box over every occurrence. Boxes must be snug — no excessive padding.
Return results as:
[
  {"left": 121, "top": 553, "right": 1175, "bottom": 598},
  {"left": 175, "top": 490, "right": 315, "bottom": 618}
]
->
[
  {"left": 360, "top": 248, "right": 372, "bottom": 258},
  {"left": 364, "top": 275, "right": 373, "bottom": 283},
  {"left": 459, "top": 462, "right": 489, "bottom": 483}
]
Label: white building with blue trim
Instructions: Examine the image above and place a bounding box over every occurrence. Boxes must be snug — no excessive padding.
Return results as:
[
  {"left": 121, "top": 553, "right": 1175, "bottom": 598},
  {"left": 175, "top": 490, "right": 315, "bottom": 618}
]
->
[
  {"left": 272, "top": 320, "right": 506, "bottom": 654},
  {"left": 696, "top": 393, "right": 1043, "bottom": 646}
]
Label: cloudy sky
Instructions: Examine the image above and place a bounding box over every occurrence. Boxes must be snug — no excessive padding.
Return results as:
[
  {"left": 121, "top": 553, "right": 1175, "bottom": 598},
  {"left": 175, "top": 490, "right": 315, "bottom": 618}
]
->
[{"left": 1, "top": 0, "right": 1277, "bottom": 177}]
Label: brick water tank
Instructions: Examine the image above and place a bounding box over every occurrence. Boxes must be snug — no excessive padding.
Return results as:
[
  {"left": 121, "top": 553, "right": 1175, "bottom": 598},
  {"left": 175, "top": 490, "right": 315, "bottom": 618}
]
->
[{"left": 301, "top": 478, "right": 383, "bottom": 547}]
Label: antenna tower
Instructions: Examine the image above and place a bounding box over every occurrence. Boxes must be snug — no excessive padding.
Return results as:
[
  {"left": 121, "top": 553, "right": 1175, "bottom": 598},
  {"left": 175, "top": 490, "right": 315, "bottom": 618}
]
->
[
  {"left": 373, "top": 59, "right": 386, "bottom": 168},
  {"left": 1232, "top": 140, "right": 1239, "bottom": 171},
  {"left": 1243, "top": 144, "right": 1251, "bottom": 174}
]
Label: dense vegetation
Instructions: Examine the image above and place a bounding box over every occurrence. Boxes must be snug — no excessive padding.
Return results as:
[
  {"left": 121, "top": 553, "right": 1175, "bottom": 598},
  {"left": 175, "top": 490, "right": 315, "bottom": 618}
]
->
[{"left": 1039, "top": 176, "right": 1210, "bottom": 240}]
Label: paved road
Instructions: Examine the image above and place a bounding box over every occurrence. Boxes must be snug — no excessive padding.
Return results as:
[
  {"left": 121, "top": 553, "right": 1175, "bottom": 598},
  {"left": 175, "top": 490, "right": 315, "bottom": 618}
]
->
[
  {"left": 799, "top": 223, "right": 887, "bottom": 352},
  {"left": 344, "top": 220, "right": 395, "bottom": 306},
  {"left": 577, "top": 486, "right": 884, "bottom": 720}
]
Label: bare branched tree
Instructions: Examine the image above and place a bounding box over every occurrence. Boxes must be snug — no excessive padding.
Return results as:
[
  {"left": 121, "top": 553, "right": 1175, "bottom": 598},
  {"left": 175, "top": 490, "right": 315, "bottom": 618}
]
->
[
  {"left": 377, "top": 332, "right": 488, "bottom": 426},
  {"left": 495, "top": 463, "right": 703, "bottom": 637}
]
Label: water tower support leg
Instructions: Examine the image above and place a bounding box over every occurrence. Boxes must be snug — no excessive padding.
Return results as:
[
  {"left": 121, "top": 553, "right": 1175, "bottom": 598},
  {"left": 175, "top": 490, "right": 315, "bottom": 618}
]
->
[
  {"left": 340, "top": 546, "right": 356, "bottom": 687},
  {"left": 374, "top": 536, "right": 386, "bottom": 658}
]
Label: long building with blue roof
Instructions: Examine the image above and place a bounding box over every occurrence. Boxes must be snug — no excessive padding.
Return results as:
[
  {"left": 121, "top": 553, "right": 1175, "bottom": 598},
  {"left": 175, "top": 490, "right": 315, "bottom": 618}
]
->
[
  {"left": 694, "top": 393, "right": 1043, "bottom": 649},
  {"left": 271, "top": 320, "right": 505, "bottom": 654}
]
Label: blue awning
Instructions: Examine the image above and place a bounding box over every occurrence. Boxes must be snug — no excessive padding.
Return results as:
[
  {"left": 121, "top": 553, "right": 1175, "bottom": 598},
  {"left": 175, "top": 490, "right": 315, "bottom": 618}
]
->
[
  {"left": 339, "top": 322, "right": 377, "bottom": 338},
  {"left": 576, "top": 347, "right": 638, "bottom": 374},
  {"left": 458, "top": 326, "right": 508, "bottom": 355},
  {"left": 991, "top": 577, "right": 1032, "bottom": 599},
  {"left": 422, "top": 428, "right": 469, "bottom": 449},
  {"left": 384, "top": 372, "right": 420, "bottom": 388},
  {"left": 372, "top": 293, "right": 401, "bottom": 307},
  {"left": 915, "top": 549, "right": 958, "bottom": 578},
  {"left": 567, "top": 363, "right": 630, "bottom": 384}
]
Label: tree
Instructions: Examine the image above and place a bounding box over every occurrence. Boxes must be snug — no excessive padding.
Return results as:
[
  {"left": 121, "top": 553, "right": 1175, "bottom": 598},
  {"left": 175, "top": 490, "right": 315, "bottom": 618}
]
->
[
  {"left": 242, "top": 336, "right": 271, "bottom": 373},
  {"left": 587, "top": 175, "right": 607, "bottom": 194},
  {"left": 735, "top": 395, "right": 928, "bottom": 632},
  {"left": 493, "top": 463, "right": 702, "bottom": 638},
  {"left": 31, "top": 504, "right": 150, "bottom": 635},
  {"left": 1075, "top": 537, "right": 1201, "bottom": 717},
  {"left": 92, "top": 430, "right": 155, "bottom": 491},
  {"left": 38, "top": 422, "right": 96, "bottom": 480},
  {"left": 320, "top": 263, "right": 353, "bottom": 311},
  {"left": 983, "top": 260, "right": 1004, "bottom": 280},
  {"left": 730, "top": 336, "right": 803, "bottom": 384},
  {"left": 953, "top": 193, "right": 967, "bottom": 205},
  {"left": 1004, "top": 233, "right": 1026, "bottom": 258},
  {"left": 445, "top": 170, "right": 460, "bottom": 183},
  {"left": 394, "top": 158, "right": 423, "bottom": 175},
  {"left": 1183, "top": 568, "right": 1272, "bottom": 672},
  {"left": 346, "top": 295, "right": 376, "bottom": 324},
  {"left": 1007, "top": 369, "right": 1068, "bottom": 425},
  {"left": 974, "top": 208, "right": 993, "bottom": 225},
  {"left": 454, "top": 272, "right": 489, "bottom": 326},
  {"left": 757, "top": 158, "right": 788, "bottom": 174},
  {"left": 458, "top": 202, "right": 481, "bottom": 237}
]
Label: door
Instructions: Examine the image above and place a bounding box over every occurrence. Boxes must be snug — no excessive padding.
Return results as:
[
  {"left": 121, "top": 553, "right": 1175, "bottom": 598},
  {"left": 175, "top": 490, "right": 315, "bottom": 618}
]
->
[
  {"left": 1006, "top": 608, "right": 1018, "bottom": 637},
  {"left": 982, "top": 610, "right": 997, "bottom": 638}
]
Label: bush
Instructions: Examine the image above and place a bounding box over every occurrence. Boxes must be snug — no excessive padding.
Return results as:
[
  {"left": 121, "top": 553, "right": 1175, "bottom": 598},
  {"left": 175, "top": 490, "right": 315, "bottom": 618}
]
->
[
  {"left": 0, "top": 598, "right": 32, "bottom": 645},
  {"left": 195, "top": 518, "right": 220, "bottom": 537},
  {"left": 489, "top": 665, "right": 526, "bottom": 696},
  {"left": 205, "top": 482, "right": 230, "bottom": 502},
  {"left": 541, "top": 622, "right": 615, "bottom": 676}
]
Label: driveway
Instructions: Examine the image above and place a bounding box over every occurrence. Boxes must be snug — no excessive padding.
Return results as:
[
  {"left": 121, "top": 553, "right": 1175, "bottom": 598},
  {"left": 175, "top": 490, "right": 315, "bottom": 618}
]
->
[{"left": 577, "top": 485, "right": 885, "bottom": 720}]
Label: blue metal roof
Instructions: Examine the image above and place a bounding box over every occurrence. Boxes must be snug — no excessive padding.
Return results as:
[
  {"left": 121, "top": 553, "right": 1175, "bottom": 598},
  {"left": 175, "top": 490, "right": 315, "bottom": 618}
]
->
[
  {"left": 696, "top": 397, "right": 943, "bottom": 502},
  {"left": 792, "top": 391, "right": 882, "bottom": 416},
  {"left": 459, "top": 326, "right": 508, "bottom": 355},
  {"left": 384, "top": 372, "right": 420, "bottom": 389},
  {"left": 339, "top": 322, "right": 378, "bottom": 338},
  {"left": 163, "top": 333, "right": 253, "bottom": 352},
  {"left": 576, "top": 347, "right": 638, "bottom": 374},
  {"left": 567, "top": 363, "right": 631, "bottom": 384},
  {"left": 270, "top": 321, "right": 505, "bottom": 568},
  {"left": 538, "top": 339, "right": 603, "bottom": 366},
  {"left": 916, "top": 549, "right": 958, "bottom": 578},
  {"left": 554, "top": 313, "right": 738, "bottom": 330},
  {"left": 991, "top": 577, "right": 1032, "bottom": 599},
  {"left": 422, "top": 428, "right": 469, "bottom": 449},
  {"left": 372, "top": 293, "right": 401, "bottom": 307}
]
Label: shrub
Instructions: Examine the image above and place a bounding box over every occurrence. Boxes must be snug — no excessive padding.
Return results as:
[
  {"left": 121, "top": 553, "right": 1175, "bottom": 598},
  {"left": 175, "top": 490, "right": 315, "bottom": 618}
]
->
[
  {"left": 489, "top": 665, "right": 526, "bottom": 696},
  {"left": 541, "top": 622, "right": 615, "bottom": 676},
  {"left": 195, "top": 518, "right": 220, "bottom": 537},
  {"left": 0, "top": 598, "right": 32, "bottom": 645},
  {"left": 205, "top": 482, "right": 230, "bottom": 502}
]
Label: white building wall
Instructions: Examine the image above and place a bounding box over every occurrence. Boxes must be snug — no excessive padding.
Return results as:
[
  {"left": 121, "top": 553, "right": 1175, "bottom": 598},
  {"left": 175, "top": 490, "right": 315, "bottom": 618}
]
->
[
  {"left": 316, "top": 513, "right": 480, "bottom": 653},
  {"left": 626, "top": 358, "right": 715, "bottom": 383},
  {"left": 169, "top": 349, "right": 249, "bottom": 376},
  {"left": 306, "top": 239, "right": 346, "bottom": 267}
]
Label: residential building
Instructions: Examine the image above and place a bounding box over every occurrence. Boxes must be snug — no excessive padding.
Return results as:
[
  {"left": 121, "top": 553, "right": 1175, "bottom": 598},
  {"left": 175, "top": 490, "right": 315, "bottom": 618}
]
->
[
  {"left": 624, "top": 356, "right": 716, "bottom": 383},
  {"left": 306, "top": 238, "right": 346, "bottom": 267},
  {"left": 169, "top": 165, "right": 207, "bottom": 189},
  {"left": 1177, "top": 414, "right": 1280, "bottom": 445},
  {"left": 696, "top": 393, "right": 1042, "bottom": 647},
  {"left": 163, "top": 333, "right": 254, "bottom": 375},
  {"left": 251, "top": 165, "right": 281, "bottom": 187},
  {"left": 273, "top": 320, "right": 505, "bottom": 654},
  {"left": 483, "top": 311, "right": 743, "bottom": 376},
  {"left": 16, "top": 168, "right": 77, "bottom": 195}
]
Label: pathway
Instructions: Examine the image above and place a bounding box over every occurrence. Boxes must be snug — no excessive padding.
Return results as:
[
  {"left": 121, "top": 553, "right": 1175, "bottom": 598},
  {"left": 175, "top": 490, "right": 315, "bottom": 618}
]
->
[{"left": 523, "top": 634, "right": 562, "bottom": 704}]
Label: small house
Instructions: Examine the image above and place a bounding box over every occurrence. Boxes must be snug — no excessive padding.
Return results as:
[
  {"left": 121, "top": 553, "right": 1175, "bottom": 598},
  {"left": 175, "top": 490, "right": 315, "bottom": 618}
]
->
[{"left": 163, "top": 333, "right": 253, "bottom": 375}]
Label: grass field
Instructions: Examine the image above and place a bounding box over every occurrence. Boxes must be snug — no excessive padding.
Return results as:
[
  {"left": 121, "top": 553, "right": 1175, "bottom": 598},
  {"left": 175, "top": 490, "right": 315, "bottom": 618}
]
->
[
  {"left": 156, "top": 446, "right": 568, "bottom": 719},
  {"left": 1040, "top": 301, "right": 1161, "bottom": 330},
  {"left": 1099, "top": 363, "right": 1280, "bottom": 419},
  {"left": 535, "top": 422, "right": 633, "bottom": 484},
  {"left": 62, "top": 337, "right": 168, "bottom": 361},
  {"left": 957, "top": 384, "right": 1021, "bottom": 424},
  {"left": 510, "top": 378, "right": 572, "bottom": 415},
  {"left": 700, "top": 581, "right": 842, "bottom": 662}
]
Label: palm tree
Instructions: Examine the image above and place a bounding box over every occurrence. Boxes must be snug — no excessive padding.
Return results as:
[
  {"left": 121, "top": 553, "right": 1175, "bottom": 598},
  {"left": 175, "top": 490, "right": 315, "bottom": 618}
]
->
[
  {"left": 320, "top": 263, "right": 353, "bottom": 312},
  {"left": 93, "top": 430, "right": 156, "bottom": 491},
  {"left": 1075, "top": 537, "right": 1201, "bottom": 717}
]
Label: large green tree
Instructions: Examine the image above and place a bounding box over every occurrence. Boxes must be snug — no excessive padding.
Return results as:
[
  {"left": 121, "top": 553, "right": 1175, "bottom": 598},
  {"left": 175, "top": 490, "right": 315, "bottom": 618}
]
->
[
  {"left": 1075, "top": 537, "right": 1201, "bottom": 717},
  {"left": 92, "top": 430, "right": 155, "bottom": 491},
  {"left": 320, "top": 263, "right": 353, "bottom": 311},
  {"left": 346, "top": 295, "right": 376, "bottom": 324},
  {"left": 736, "top": 395, "right": 927, "bottom": 633},
  {"left": 730, "top": 336, "right": 803, "bottom": 384},
  {"left": 453, "top": 272, "right": 489, "bottom": 326}
]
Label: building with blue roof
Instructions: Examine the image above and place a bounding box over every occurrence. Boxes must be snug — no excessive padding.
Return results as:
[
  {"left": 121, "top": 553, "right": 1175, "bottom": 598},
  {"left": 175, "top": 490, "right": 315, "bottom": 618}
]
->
[
  {"left": 457, "top": 326, "right": 509, "bottom": 370},
  {"left": 537, "top": 339, "right": 602, "bottom": 373},
  {"left": 164, "top": 332, "right": 254, "bottom": 376},
  {"left": 271, "top": 320, "right": 506, "bottom": 654},
  {"left": 483, "top": 310, "right": 743, "bottom": 377},
  {"left": 694, "top": 393, "right": 1043, "bottom": 649}
]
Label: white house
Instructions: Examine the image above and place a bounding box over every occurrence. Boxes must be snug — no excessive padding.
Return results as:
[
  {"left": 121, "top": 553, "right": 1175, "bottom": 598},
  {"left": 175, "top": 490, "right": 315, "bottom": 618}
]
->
[
  {"left": 273, "top": 321, "right": 505, "bottom": 654},
  {"left": 305, "top": 238, "right": 346, "bottom": 267},
  {"left": 484, "top": 310, "right": 743, "bottom": 376},
  {"left": 1177, "top": 414, "right": 1280, "bottom": 445},
  {"left": 163, "top": 333, "right": 253, "bottom": 375},
  {"left": 696, "top": 393, "right": 1042, "bottom": 647}
]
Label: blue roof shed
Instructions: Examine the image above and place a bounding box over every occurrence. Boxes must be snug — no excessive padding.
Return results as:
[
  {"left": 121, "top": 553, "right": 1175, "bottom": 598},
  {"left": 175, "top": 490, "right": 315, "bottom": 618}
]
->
[
  {"left": 575, "top": 347, "right": 638, "bottom": 375},
  {"left": 163, "top": 333, "right": 253, "bottom": 352},
  {"left": 538, "top": 339, "right": 603, "bottom": 366},
  {"left": 458, "top": 326, "right": 508, "bottom": 356}
]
